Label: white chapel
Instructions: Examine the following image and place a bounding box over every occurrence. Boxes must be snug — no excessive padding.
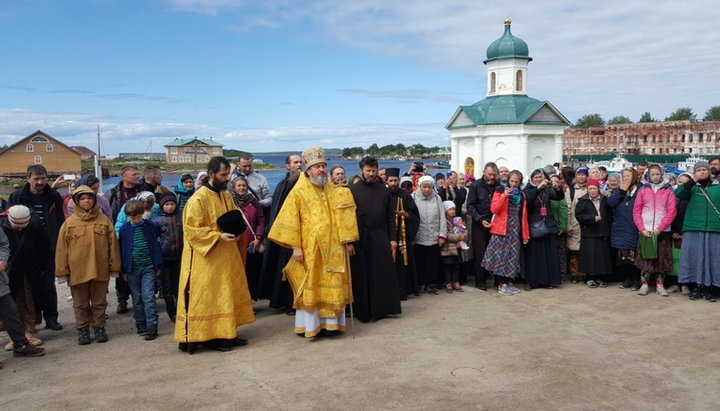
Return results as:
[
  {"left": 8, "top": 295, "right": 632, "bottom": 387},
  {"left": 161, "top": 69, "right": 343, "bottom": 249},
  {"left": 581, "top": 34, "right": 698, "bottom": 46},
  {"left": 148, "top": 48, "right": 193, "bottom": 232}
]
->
[{"left": 446, "top": 19, "right": 570, "bottom": 177}]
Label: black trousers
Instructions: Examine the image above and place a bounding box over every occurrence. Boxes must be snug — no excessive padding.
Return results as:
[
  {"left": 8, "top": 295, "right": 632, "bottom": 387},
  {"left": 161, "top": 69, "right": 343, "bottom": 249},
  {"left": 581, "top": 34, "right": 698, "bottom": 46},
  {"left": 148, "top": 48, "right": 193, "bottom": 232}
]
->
[
  {"left": 116, "top": 276, "right": 130, "bottom": 303},
  {"left": 0, "top": 293, "right": 26, "bottom": 344},
  {"left": 41, "top": 259, "right": 59, "bottom": 323},
  {"left": 471, "top": 222, "right": 492, "bottom": 287},
  {"left": 413, "top": 244, "right": 439, "bottom": 286}
]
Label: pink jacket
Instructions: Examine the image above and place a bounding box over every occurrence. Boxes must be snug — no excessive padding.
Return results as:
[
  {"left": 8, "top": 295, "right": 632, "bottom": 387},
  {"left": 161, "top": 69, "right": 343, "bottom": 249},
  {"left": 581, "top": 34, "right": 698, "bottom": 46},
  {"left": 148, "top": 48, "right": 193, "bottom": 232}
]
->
[{"left": 632, "top": 185, "right": 677, "bottom": 232}]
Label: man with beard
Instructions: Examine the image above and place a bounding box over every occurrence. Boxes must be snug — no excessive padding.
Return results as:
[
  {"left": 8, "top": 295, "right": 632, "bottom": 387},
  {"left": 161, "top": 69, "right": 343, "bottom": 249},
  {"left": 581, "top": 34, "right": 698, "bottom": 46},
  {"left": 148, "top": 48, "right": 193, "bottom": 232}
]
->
[
  {"left": 9, "top": 165, "right": 64, "bottom": 330},
  {"left": 348, "top": 157, "right": 401, "bottom": 322},
  {"left": 231, "top": 154, "right": 272, "bottom": 209},
  {"left": 104, "top": 165, "right": 140, "bottom": 314},
  {"left": 386, "top": 168, "right": 420, "bottom": 299},
  {"left": 709, "top": 157, "right": 720, "bottom": 183},
  {"left": 257, "top": 154, "right": 303, "bottom": 313},
  {"left": 268, "top": 147, "right": 358, "bottom": 337},
  {"left": 175, "top": 157, "right": 255, "bottom": 353},
  {"left": 466, "top": 162, "right": 501, "bottom": 290}
]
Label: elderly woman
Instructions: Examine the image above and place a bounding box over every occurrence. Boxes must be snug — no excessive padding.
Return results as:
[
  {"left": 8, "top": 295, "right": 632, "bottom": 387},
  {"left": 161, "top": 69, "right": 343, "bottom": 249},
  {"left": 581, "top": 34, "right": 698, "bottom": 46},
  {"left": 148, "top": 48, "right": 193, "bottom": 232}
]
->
[
  {"left": 231, "top": 176, "right": 265, "bottom": 300},
  {"left": 675, "top": 161, "right": 720, "bottom": 302},
  {"left": 411, "top": 175, "right": 445, "bottom": 294},
  {"left": 523, "top": 169, "right": 564, "bottom": 290},
  {"left": 575, "top": 179, "right": 613, "bottom": 288}
]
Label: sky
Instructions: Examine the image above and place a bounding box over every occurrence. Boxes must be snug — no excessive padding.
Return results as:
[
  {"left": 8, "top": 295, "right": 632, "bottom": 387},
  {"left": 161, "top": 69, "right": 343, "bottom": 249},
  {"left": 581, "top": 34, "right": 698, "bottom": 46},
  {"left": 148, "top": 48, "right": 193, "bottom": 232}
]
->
[{"left": 0, "top": 0, "right": 718, "bottom": 155}]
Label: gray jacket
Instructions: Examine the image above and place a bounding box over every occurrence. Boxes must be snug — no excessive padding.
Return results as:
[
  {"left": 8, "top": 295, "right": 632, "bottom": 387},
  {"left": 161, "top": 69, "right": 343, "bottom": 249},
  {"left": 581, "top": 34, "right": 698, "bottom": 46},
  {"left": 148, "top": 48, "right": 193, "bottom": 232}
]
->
[
  {"left": 411, "top": 191, "right": 445, "bottom": 246},
  {"left": 0, "top": 228, "right": 10, "bottom": 297}
]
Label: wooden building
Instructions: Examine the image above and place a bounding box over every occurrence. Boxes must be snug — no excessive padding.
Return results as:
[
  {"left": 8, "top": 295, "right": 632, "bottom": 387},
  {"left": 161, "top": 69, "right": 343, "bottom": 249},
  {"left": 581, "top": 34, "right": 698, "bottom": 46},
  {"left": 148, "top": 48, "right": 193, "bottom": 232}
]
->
[
  {"left": 164, "top": 138, "right": 224, "bottom": 164},
  {"left": 0, "top": 130, "right": 82, "bottom": 175},
  {"left": 70, "top": 145, "right": 96, "bottom": 160}
]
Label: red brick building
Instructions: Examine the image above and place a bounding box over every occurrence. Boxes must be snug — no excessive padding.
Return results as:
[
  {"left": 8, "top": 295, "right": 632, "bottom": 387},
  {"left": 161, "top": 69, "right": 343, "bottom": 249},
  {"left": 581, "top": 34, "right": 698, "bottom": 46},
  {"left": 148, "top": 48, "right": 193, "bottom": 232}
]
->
[{"left": 563, "top": 121, "right": 720, "bottom": 157}]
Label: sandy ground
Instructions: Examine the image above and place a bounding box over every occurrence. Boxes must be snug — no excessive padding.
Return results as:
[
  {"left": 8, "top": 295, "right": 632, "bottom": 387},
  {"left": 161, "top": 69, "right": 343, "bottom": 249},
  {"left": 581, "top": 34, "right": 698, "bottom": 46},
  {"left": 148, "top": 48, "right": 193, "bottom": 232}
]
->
[{"left": 2, "top": 281, "right": 719, "bottom": 410}]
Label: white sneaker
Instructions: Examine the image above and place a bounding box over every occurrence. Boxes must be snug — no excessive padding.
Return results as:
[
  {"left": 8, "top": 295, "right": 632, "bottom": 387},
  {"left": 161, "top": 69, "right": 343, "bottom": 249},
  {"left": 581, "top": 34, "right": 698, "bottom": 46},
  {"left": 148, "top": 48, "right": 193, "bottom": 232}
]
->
[
  {"left": 638, "top": 284, "right": 649, "bottom": 295},
  {"left": 681, "top": 286, "right": 690, "bottom": 295},
  {"left": 665, "top": 285, "right": 679, "bottom": 293},
  {"left": 656, "top": 285, "right": 669, "bottom": 297},
  {"left": 498, "top": 284, "right": 513, "bottom": 296}
]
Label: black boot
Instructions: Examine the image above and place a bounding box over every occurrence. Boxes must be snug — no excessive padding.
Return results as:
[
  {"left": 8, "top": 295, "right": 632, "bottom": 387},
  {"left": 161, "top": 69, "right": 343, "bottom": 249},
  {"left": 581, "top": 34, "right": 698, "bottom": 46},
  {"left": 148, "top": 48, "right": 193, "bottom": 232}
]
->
[
  {"left": 116, "top": 300, "right": 128, "bottom": 314},
  {"left": 93, "top": 326, "right": 108, "bottom": 343},
  {"left": 13, "top": 340, "right": 46, "bottom": 357},
  {"left": 144, "top": 328, "right": 158, "bottom": 341},
  {"left": 78, "top": 327, "right": 92, "bottom": 345},
  {"left": 44, "top": 317, "right": 63, "bottom": 331}
]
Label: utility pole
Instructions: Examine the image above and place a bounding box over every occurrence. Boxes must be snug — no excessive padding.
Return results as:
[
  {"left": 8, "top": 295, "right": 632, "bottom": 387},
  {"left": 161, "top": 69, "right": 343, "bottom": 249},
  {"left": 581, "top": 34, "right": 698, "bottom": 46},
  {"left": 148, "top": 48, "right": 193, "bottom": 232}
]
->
[{"left": 95, "top": 125, "right": 103, "bottom": 189}]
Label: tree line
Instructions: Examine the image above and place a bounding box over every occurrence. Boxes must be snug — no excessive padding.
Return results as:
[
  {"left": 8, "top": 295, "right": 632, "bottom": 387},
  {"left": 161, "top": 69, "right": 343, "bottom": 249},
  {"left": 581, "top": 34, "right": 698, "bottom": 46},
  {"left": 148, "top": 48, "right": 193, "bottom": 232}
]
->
[
  {"left": 572, "top": 106, "right": 720, "bottom": 128},
  {"left": 341, "top": 143, "right": 445, "bottom": 158}
]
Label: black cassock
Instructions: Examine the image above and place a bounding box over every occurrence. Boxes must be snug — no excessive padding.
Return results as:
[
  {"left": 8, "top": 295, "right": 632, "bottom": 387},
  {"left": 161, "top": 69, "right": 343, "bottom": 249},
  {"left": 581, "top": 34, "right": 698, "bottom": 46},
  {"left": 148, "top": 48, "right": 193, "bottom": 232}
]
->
[
  {"left": 257, "top": 172, "right": 298, "bottom": 310},
  {"left": 349, "top": 180, "right": 401, "bottom": 322},
  {"left": 388, "top": 188, "right": 420, "bottom": 299}
]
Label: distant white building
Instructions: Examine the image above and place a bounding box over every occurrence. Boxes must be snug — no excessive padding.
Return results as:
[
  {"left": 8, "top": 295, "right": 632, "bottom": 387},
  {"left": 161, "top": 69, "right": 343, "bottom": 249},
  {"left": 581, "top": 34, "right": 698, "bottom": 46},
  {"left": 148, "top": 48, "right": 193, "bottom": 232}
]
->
[{"left": 446, "top": 19, "right": 570, "bottom": 177}]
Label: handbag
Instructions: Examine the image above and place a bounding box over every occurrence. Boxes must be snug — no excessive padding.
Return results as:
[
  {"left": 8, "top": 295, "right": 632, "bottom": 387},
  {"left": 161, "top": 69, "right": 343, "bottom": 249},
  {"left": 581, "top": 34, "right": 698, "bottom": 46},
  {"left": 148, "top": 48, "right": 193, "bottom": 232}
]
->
[
  {"left": 530, "top": 218, "right": 553, "bottom": 239},
  {"left": 638, "top": 232, "right": 658, "bottom": 259}
]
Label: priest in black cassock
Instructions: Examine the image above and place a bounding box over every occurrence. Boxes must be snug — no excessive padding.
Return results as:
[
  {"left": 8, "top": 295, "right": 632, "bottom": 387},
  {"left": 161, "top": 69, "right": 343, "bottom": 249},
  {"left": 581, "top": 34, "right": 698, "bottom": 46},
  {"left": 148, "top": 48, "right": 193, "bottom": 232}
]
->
[
  {"left": 386, "top": 168, "right": 420, "bottom": 300},
  {"left": 348, "top": 157, "right": 401, "bottom": 322},
  {"left": 257, "top": 154, "right": 303, "bottom": 313}
]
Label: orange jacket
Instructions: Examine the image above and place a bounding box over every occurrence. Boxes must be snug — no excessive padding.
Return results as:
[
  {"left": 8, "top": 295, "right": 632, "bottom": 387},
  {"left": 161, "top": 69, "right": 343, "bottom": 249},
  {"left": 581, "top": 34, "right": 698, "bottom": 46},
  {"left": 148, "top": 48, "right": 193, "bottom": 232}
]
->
[{"left": 489, "top": 190, "right": 530, "bottom": 240}]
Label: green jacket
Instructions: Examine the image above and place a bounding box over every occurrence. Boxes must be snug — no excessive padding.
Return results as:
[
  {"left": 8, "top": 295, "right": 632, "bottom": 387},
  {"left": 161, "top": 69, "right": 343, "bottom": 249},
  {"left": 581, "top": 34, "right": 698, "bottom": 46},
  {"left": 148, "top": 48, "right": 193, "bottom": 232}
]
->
[
  {"left": 675, "top": 180, "right": 720, "bottom": 233},
  {"left": 550, "top": 198, "right": 568, "bottom": 233}
]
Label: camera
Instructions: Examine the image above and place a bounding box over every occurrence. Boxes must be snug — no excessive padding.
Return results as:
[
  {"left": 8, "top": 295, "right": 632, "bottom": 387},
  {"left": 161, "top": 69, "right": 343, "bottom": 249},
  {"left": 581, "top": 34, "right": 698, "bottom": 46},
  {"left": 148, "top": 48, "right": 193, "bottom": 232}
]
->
[{"left": 413, "top": 162, "right": 424, "bottom": 172}]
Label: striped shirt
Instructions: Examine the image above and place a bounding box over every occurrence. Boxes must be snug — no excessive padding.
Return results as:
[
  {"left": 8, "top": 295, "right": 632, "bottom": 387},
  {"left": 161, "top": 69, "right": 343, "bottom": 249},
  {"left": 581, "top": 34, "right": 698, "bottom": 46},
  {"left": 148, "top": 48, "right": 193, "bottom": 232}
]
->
[{"left": 131, "top": 225, "right": 153, "bottom": 269}]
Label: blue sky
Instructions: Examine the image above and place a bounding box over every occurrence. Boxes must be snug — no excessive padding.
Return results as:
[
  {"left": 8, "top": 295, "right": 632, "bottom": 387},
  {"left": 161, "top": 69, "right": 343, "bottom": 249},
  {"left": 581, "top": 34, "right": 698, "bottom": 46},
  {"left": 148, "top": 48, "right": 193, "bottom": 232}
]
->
[{"left": 0, "top": 0, "right": 718, "bottom": 155}]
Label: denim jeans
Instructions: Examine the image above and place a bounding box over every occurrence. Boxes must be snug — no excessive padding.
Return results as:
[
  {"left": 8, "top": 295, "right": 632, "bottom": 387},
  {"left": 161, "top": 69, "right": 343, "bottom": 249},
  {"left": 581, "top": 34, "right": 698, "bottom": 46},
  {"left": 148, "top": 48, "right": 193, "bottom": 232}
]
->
[{"left": 128, "top": 267, "right": 158, "bottom": 329}]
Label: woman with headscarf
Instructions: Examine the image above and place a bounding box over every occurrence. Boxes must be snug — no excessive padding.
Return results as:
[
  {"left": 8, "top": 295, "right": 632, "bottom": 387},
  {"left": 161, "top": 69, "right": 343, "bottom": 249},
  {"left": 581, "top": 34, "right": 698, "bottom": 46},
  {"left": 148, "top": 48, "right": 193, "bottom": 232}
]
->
[
  {"left": 174, "top": 173, "right": 195, "bottom": 216},
  {"left": 575, "top": 179, "right": 613, "bottom": 288},
  {"left": 523, "top": 169, "right": 564, "bottom": 290},
  {"left": 411, "top": 175, "right": 445, "bottom": 294},
  {"left": 675, "top": 161, "right": 720, "bottom": 302},
  {"left": 607, "top": 167, "right": 642, "bottom": 290},
  {"left": 632, "top": 164, "right": 677, "bottom": 296},
  {"left": 231, "top": 176, "right": 265, "bottom": 300}
]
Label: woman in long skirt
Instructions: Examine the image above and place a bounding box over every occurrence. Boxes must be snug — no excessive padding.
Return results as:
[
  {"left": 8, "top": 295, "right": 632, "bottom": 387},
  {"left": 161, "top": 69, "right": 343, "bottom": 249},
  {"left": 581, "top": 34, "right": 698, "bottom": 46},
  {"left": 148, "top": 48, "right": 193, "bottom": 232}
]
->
[{"left": 481, "top": 171, "right": 529, "bottom": 295}]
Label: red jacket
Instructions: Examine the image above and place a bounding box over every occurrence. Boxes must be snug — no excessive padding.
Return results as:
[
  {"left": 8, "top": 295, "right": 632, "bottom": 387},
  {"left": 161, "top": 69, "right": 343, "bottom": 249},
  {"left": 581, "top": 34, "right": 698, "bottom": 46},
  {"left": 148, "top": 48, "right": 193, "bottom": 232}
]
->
[{"left": 489, "top": 190, "right": 530, "bottom": 240}]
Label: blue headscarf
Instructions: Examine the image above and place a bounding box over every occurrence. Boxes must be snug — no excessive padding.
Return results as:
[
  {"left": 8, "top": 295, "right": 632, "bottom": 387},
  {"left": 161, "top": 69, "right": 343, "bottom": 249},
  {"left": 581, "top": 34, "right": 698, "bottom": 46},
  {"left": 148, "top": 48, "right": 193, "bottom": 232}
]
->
[{"left": 175, "top": 173, "right": 194, "bottom": 194}]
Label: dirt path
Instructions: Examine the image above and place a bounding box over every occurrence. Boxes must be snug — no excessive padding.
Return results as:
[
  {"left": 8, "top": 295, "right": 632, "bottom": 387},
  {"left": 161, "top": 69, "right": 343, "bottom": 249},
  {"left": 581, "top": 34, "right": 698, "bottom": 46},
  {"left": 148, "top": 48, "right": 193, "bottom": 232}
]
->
[{"left": 2, "top": 283, "right": 719, "bottom": 410}]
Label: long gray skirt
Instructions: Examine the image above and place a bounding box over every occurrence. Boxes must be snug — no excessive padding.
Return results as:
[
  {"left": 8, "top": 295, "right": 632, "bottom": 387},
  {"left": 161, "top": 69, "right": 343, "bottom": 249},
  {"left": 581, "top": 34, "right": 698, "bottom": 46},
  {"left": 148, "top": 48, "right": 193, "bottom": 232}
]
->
[{"left": 679, "top": 231, "right": 720, "bottom": 286}]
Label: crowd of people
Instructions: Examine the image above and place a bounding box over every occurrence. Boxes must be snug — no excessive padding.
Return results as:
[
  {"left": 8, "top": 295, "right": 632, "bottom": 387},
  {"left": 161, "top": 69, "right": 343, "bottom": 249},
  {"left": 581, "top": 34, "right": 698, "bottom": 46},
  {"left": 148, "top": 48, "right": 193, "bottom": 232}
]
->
[{"left": 1, "top": 151, "right": 719, "bottom": 366}]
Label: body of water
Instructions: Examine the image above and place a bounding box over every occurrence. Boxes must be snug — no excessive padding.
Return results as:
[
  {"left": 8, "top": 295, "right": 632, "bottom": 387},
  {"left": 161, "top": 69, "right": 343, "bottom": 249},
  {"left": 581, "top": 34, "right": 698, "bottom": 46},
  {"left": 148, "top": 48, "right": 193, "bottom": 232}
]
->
[{"left": 101, "top": 156, "right": 447, "bottom": 194}]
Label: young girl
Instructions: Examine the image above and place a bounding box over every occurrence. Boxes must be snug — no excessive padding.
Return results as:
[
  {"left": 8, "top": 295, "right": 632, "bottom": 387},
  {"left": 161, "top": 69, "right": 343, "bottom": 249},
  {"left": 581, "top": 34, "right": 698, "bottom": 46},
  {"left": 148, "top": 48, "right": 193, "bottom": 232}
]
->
[
  {"left": 450, "top": 215, "right": 469, "bottom": 250},
  {"left": 575, "top": 179, "right": 613, "bottom": 288},
  {"left": 481, "top": 170, "right": 530, "bottom": 295},
  {"left": 55, "top": 186, "right": 121, "bottom": 345},
  {"left": 633, "top": 164, "right": 677, "bottom": 296},
  {"left": 441, "top": 201, "right": 466, "bottom": 292}
]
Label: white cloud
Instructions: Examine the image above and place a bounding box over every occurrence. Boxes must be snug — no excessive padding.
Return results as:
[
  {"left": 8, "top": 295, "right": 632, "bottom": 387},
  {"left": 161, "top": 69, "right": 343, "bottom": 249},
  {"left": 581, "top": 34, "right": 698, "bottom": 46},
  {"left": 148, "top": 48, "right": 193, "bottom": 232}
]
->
[
  {"left": 170, "top": 0, "right": 720, "bottom": 121},
  {"left": 0, "top": 109, "right": 446, "bottom": 154}
]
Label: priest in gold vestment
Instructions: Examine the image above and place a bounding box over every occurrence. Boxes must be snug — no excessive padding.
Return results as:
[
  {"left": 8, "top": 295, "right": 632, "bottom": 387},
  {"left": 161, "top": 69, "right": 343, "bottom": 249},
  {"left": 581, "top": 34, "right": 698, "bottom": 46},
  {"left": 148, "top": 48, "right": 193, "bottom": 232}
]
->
[
  {"left": 268, "top": 146, "right": 359, "bottom": 337},
  {"left": 174, "top": 157, "right": 255, "bottom": 353}
]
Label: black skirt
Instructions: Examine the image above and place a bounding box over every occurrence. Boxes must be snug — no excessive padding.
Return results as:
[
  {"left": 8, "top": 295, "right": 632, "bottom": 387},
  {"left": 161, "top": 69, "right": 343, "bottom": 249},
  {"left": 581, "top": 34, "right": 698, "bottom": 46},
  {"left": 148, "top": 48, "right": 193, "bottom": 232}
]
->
[
  {"left": 525, "top": 235, "right": 561, "bottom": 286},
  {"left": 579, "top": 236, "right": 613, "bottom": 275}
]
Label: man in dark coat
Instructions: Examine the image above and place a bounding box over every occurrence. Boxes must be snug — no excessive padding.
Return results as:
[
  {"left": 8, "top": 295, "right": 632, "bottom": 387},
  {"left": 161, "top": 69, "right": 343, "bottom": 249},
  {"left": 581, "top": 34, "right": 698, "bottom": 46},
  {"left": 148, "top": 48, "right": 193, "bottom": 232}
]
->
[
  {"left": 8, "top": 165, "right": 64, "bottom": 330},
  {"left": 465, "top": 162, "right": 500, "bottom": 290},
  {"left": 103, "top": 165, "right": 140, "bottom": 314},
  {"left": 257, "top": 154, "right": 303, "bottom": 313},
  {"left": 0, "top": 208, "right": 51, "bottom": 343},
  {"left": 348, "top": 157, "right": 401, "bottom": 322},
  {"left": 386, "top": 168, "right": 420, "bottom": 299}
]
